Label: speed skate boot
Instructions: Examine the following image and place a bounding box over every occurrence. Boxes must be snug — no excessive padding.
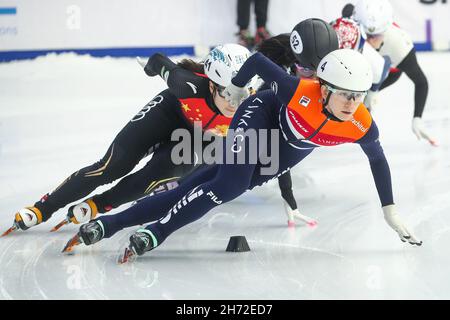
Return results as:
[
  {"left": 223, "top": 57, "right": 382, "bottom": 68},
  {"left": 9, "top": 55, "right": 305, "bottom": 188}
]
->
[
  {"left": 119, "top": 228, "right": 160, "bottom": 263},
  {"left": 62, "top": 220, "right": 105, "bottom": 253},
  {"left": 51, "top": 198, "right": 99, "bottom": 232},
  {"left": 79, "top": 220, "right": 105, "bottom": 245},
  {"left": 283, "top": 200, "right": 318, "bottom": 228},
  {"left": 1, "top": 207, "right": 44, "bottom": 237}
]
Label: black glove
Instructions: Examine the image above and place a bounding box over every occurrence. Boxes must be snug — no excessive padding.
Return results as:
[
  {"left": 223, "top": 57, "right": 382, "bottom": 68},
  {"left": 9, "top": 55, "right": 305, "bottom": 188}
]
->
[{"left": 144, "top": 56, "right": 158, "bottom": 77}]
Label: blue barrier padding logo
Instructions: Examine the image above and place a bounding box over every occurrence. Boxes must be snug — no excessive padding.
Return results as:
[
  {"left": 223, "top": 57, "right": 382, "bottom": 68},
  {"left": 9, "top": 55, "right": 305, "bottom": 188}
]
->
[{"left": 0, "top": 7, "right": 17, "bottom": 15}]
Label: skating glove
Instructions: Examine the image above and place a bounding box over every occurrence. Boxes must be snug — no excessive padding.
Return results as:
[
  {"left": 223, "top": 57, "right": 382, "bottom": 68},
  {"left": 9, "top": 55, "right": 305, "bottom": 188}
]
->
[
  {"left": 223, "top": 82, "right": 250, "bottom": 109},
  {"left": 412, "top": 117, "right": 437, "bottom": 146},
  {"left": 382, "top": 204, "right": 422, "bottom": 246}
]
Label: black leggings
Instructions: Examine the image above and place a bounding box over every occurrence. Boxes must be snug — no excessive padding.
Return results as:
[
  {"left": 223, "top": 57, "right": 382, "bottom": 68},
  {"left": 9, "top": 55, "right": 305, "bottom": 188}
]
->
[
  {"left": 92, "top": 141, "right": 197, "bottom": 212},
  {"left": 237, "top": 0, "right": 269, "bottom": 30},
  {"left": 379, "top": 48, "right": 428, "bottom": 118},
  {"left": 35, "top": 89, "right": 188, "bottom": 221}
]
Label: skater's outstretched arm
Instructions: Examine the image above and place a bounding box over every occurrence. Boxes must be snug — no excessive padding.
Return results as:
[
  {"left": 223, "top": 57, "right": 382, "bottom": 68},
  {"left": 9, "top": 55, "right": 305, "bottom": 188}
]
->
[
  {"left": 355, "top": 121, "right": 421, "bottom": 246},
  {"left": 356, "top": 120, "right": 393, "bottom": 207},
  {"left": 144, "top": 53, "right": 210, "bottom": 99},
  {"left": 277, "top": 172, "right": 297, "bottom": 210}
]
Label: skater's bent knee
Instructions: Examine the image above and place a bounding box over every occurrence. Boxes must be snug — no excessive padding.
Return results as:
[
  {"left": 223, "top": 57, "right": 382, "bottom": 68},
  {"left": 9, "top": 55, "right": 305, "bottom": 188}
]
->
[{"left": 82, "top": 144, "right": 138, "bottom": 182}]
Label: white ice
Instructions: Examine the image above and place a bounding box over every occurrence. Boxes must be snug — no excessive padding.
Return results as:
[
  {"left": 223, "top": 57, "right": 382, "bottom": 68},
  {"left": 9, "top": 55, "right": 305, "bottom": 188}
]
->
[{"left": 0, "top": 52, "right": 449, "bottom": 300}]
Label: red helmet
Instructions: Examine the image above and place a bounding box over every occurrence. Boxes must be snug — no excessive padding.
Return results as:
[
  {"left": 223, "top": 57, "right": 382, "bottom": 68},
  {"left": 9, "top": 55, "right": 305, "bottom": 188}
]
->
[{"left": 331, "top": 18, "right": 362, "bottom": 50}]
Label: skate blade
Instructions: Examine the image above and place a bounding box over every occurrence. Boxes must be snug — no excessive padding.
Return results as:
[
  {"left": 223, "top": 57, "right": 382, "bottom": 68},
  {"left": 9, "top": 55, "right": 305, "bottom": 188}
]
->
[
  {"left": 305, "top": 220, "right": 318, "bottom": 228},
  {"left": 50, "top": 219, "right": 69, "bottom": 232},
  {"left": 293, "top": 214, "right": 318, "bottom": 228},
  {"left": 118, "top": 247, "right": 135, "bottom": 264},
  {"left": 136, "top": 56, "right": 146, "bottom": 69},
  {"left": 1, "top": 225, "right": 18, "bottom": 237},
  {"left": 62, "top": 234, "right": 82, "bottom": 253}
]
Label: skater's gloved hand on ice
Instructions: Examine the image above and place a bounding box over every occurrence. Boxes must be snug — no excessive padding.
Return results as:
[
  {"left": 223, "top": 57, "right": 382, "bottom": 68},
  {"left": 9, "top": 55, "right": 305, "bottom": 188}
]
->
[
  {"left": 223, "top": 82, "right": 250, "bottom": 109},
  {"left": 412, "top": 117, "right": 438, "bottom": 146},
  {"left": 283, "top": 200, "right": 318, "bottom": 228},
  {"left": 382, "top": 204, "right": 422, "bottom": 246}
]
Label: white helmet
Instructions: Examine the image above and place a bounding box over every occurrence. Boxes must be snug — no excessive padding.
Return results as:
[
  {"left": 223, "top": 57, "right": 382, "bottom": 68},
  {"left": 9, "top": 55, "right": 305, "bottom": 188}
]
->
[
  {"left": 353, "top": 0, "right": 393, "bottom": 35},
  {"left": 316, "top": 49, "right": 373, "bottom": 92},
  {"left": 203, "top": 43, "right": 251, "bottom": 87}
]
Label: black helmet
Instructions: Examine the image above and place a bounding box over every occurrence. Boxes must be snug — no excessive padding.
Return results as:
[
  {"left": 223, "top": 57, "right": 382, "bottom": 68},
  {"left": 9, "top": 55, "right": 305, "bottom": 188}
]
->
[
  {"left": 290, "top": 18, "right": 339, "bottom": 70},
  {"left": 256, "top": 33, "right": 296, "bottom": 69}
]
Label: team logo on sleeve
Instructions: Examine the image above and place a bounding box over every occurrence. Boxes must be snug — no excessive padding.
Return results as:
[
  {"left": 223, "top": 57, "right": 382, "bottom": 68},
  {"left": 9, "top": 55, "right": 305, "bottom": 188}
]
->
[
  {"left": 160, "top": 66, "right": 169, "bottom": 82},
  {"left": 271, "top": 81, "right": 278, "bottom": 94},
  {"left": 186, "top": 82, "right": 198, "bottom": 94},
  {"left": 299, "top": 96, "right": 311, "bottom": 107}
]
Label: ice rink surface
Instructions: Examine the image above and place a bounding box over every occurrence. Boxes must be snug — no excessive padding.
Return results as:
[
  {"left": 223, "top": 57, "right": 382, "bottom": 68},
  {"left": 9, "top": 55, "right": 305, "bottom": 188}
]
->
[{"left": 0, "top": 52, "right": 449, "bottom": 299}]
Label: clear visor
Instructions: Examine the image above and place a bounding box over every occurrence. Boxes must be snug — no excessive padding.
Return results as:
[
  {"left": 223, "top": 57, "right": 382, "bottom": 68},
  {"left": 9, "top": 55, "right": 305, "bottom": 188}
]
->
[
  {"left": 215, "top": 84, "right": 253, "bottom": 98},
  {"left": 326, "top": 85, "right": 367, "bottom": 102}
]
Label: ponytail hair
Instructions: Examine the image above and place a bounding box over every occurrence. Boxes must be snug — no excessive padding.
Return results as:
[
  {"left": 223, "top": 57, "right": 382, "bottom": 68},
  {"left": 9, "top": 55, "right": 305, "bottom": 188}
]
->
[
  {"left": 177, "top": 59, "right": 205, "bottom": 74},
  {"left": 256, "top": 33, "right": 297, "bottom": 68}
]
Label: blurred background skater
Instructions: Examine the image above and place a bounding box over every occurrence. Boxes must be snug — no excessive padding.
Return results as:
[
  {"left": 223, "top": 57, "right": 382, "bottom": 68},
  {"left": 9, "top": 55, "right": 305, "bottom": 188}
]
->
[
  {"left": 330, "top": 17, "right": 391, "bottom": 112},
  {"left": 236, "top": 0, "right": 271, "bottom": 49},
  {"left": 349, "top": 0, "right": 436, "bottom": 145}
]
